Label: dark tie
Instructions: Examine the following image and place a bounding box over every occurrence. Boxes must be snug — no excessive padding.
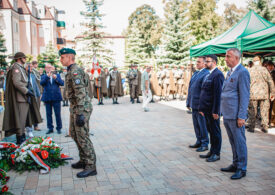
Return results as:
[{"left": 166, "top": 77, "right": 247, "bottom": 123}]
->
[{"left": 226, "top": 69, "right": 232, "bottom": 80}]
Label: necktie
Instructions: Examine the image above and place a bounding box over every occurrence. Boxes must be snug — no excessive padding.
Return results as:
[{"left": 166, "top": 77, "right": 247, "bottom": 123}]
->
[{"left": 226, "top": 69, "right": 232, "bottom": 80}]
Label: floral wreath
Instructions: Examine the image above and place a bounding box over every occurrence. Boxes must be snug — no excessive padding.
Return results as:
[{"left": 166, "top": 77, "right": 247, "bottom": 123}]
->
[
  {"left": 0, "top": 136, "right": 72, "bottom": 174},
  {"left": 0, "top": 169, "right": 11, "bottom": 194}
]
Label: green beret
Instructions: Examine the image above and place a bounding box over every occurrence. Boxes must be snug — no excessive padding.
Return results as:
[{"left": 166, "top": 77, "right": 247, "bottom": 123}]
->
[{"left": 58, "top": 48, "right": 76, "bottom": 56}]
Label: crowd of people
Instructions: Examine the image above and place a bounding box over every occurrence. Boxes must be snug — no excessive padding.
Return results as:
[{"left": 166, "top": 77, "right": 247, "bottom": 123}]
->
[{"left": 0, "top": 47, "right": 274, "bottom": 178}]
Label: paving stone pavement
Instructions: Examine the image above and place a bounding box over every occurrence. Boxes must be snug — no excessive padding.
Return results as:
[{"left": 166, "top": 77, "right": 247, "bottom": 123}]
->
[{"left": 3, "top": 97, "right": 275, "bottom": 195}]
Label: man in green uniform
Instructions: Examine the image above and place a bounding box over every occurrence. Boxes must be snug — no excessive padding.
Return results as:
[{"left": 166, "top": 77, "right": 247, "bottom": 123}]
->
[{"left": 59, "top": 48, "right": 97, "bottom": 178}]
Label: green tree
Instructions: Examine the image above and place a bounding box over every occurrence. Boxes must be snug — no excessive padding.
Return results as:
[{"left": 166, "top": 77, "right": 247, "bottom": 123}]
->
[
  {"left": 158, "top": 0, "right": 193, "bottom": 66},
  {"left": 125, "top": 4, "right": 162, "bottom": 66},
  {"left": 189, "top": 0, "right": 222, "bottom": 45},
  {"left": 79, "top": 0, "right": 113, "bottom": 67},
  {"left": 0, "top": 32, "right": 7, "bottom": 67},
  {"left": 247, "top": 0, "right": 275, "bottom": 22},
  {"left": 40, "top": 42, "right": 59, "bottom": 68},
  {"left": 223, "top": 3, "right": 246, "bottom": 29}
]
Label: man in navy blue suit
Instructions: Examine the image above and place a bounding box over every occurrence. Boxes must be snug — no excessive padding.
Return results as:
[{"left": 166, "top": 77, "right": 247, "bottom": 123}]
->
[
  {"left": 221, "top": 48, "right": 250, "bottom": 179},
  {"left": 198, "top": 54, "right": 225, "bottom": 162},
  {"left": 187, "top": 56, "right": 209, "bottom": 152},
  {"left": 41, "top": 64, "right": 64, "bottom": 134}
]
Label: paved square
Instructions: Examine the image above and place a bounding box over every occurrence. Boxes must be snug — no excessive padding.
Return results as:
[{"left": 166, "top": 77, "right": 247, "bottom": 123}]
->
[{"left": 3, "top": 97, "right": 275, "bottom": 195}]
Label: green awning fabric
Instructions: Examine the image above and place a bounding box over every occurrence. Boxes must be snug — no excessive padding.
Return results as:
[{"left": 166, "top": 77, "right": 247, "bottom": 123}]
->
[
  {"left": 190, "top": 10, "right": 275, "bottom": 57},
  {"left": 57, "top": 21, "right": 66, "bottom": 28}
]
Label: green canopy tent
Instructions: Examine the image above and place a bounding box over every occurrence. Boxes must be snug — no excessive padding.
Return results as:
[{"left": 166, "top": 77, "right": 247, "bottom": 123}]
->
[
  {"left": 190, "top": 10, "right": 275, "bottom": 57},
  {"left": 241, "top": 25, "right": 275, "bottom": 57}
]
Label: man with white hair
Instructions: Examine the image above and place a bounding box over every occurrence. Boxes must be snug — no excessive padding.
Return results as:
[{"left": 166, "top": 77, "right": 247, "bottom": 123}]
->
[
  {"left": 40, "top": 64, "right": 64, "bottom": 134},
  {"left": 221, "top": 48, "right": 250, "bottom": 179}
]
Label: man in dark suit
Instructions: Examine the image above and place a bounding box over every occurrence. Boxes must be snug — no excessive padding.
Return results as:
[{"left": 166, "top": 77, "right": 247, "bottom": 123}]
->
[
  {"left": 187, "top": 56, "right": 209, "bottom": 152},
  {"left": 198, "top": 55, "right": 225, "bottom": 162},
  {"left": 221, "top": 48, "right": 250, "bottom": 179},
  {"left": 40, "top": 64, "right": 64, "bottom": 134}
]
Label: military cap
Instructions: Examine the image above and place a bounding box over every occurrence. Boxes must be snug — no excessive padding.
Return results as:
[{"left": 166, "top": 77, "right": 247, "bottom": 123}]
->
[
  {"left": 58, "top": 48, "right": 76, "bottom": 56},
  {"left": 13, "top": 52, "right": 26, "bottom": 59},
  {"left": 133, "top": 64, "right": 138, "bottom": 67}
]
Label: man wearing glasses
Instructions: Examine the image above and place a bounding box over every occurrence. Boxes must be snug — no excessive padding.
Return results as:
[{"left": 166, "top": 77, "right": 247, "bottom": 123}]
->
[{"left": 198, "top": 54, "right": 225, "bottom": 162}]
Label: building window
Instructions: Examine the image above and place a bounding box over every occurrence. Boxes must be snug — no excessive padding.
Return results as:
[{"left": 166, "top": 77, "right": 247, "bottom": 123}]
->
[
  {"left": 39, "top": 27, "right": 44, "bottom": 38},
  {"left": 33, "top": 27, "right": 36, "bottom": 36},
  {"left": 14, "top": 22, "right": 18, "bottom": 33}
]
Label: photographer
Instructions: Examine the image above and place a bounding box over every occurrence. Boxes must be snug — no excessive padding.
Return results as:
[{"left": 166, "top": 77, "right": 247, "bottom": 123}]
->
[{"left": 40, "top": 64, "right": 64, "bottom": 134}]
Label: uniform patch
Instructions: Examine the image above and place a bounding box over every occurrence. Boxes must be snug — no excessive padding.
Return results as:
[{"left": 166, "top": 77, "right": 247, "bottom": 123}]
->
[
  {"left": 75, "top": 79, "right": 81, "bottom": 85},
  {"left": 73, "top": 72, "right": 78, "bottom": 76},
  {"left": 15, "top": 69, "right": 19, "bottom": 73}
]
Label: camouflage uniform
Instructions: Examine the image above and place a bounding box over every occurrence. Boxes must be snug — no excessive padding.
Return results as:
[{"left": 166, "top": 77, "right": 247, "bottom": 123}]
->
[
  {"left": 247, "top": 63, "right": 275, "bottom": 130},
  {"left": 177, "top": 66, "right": 185, "bottom": 100},
  {"left": 66, "top": 63, "right": 96, "bottom": 168}
]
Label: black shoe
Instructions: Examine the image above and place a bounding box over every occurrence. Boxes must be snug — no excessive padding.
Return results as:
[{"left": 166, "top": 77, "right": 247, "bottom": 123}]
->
[
  {"left": 196, "top": 146, "right": 208, "bottom": 152},
  {"left": 62, "top": 101, "right": 66, "bottom": 107},
  {"left": 231, "top": 169, "right": 246, "bottom": 180},
  {"left": 199, "top": 152, "right": 212, "bottom": 159},
  {"left": 189, "top": 143, "right": 200, "bottom": 148},
  {"left": 113, "top": 100, "right": 116, "bottom": 104},
  {"left": 150, "top": 99, "right": 155, "bottom": 103},
  {"left": 206, "top": 154, "right": 220, "bottom": 162},
  {"left": 16, "top": 135, "right": 24, "bottom": 145},
  {"left": 247, "top": 128, "right": 254, "bottom": 133},
  {"left": 77, "top": 169, "right": 97, "bottom": 178},
  {"left": 115, "top": 101, "right": 119, "bottom": 104},
  {"left": 97, "top": 102, "right": 101, "bottom": 105},
  {"left": 57, "top": 130, "right": 61, "bottom": 134},
  {"left": 132, "top": 99, "right": 135, "bottom": 104},
  {"left": 221, "top": 165, "right": 237, "bottom": 172},
  {"left": 261, "top": 128, "right": 268, "bottom": 133},
  {"left": 136, "top": 99, "right": 141, "bottom": 103},
  {"left": 71, "top": 161, "right": 86, "bottom": 169},
  {"left": 46, "top": 129, "right": 53, "bottom": 134}
]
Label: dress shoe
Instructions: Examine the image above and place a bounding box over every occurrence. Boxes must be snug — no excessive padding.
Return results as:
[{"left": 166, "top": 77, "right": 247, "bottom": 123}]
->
[
  {"left": 57, "top": 130, "right": 62, "bottom": 134},
  {"left": 46, "top": 129, "right": 53, "bottom": 134},
  {"left": 189, "top": 143, "right": 200, "bottom": 148},
  {"left": 247, "top": 128, "right": 254, "bottom": 133},
  {"left": 231, "top": 169, "right": 246, "bottom": 180},
  {"left": 77, "top": 168, "right": 97, "bottom": 178},
  {"left": 261, "top": 128, "right": 268, "bottom": 133},
  {"left": 206, "top": 154, "right": 220, "bottom": 162},
  {"left": 196, "top": 146, "right": 208, "bottom": 152},
  {"left": 221, "top": 164, "right": 237, "bottom": 172},
  {"left": 199, "top": 152, "right": 211, "bottom": 158},
  {"left": 136, "top": 99, "right": 141, "bottom": 103},
  {"left": 71, "top": 161, "right": 86, "bottom": 169},
  {"left": 115, "top": 101, "right": 119, "bottom": 104}
]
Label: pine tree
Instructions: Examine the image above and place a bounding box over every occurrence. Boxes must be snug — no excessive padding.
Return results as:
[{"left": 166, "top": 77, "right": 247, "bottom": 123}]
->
[
  {"left": 0, "top": 32, "right": 7, "bottom": 67},
  {"left": 189, "top": 0, "right": 222, "bottom": 45},
  {"left": 40, "top": 42, "right": 59, "bottom": 68},
  {"left": 158, "top": 0, "right": 193, "bottom": 66},
  {"left": 79, "top": 0, "right": 113, "bottom": 67},
  {"left": 125, "top": 4, "right": 162, "bottom": 66},
  {"left": 247, "top": 0, "right": 275, "bottom": 23}
]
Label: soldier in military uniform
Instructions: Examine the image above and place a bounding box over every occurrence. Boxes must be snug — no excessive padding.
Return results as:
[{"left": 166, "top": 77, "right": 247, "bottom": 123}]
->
[
  {"left": 247, "top": 56, "right": 275, "bottom": 133},
  {"left": 127, "top": 64, "right": 141, "bottom": 103},
  {"left": 60, "top": 68, "right": 69, "bottom": 107},
  {"left": 126, "top": 64, "right": 134, "bottom": 98},
  {"left": 157, "top": 66, "right": 164, "bottom": 100},
  {"left": 2, "top": 52, "right": 41, "bottom": 144},
  {"left": 172, "top": 65, "right": 180, "bottom": 99},
  {"left": 177, "top": 65, "right": 185, "bottom": 100},
  {"left": 94, "top": 66, "right": 108, "bottom": 105},
  {"left": 162, "top": 64, "right": 175, "bottom": 101},
  {"left": 108, "top": 66, "right": 124, "bottom": 104},
  {"left": 59, "top": 48, "right": 97, "bottom": 178}
]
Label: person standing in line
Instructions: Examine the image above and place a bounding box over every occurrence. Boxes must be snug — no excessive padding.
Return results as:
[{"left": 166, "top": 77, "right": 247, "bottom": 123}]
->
[
  {"left": 246, "top": 56, "right": 274, "bottom": 133},
  {"left": 220, "top": 48, "right": 250, "bottom": 180},
  {"left": 187, "top": 56, "right": 209, "bottom": 152},
  {"left": 198, "top": 54, "right": 225, "bottom": 162},
  {"left": 108, "top": 66, "right": 124, "bottom": 104},
  {"left": 59, "top": 48, "right": 96, "bottom": 178},
  {"left": 141, "top": 66, "right": 152, "bottom": 112},
  {"left": 40, "top": 64, "right": 64, "bottom": 134}
]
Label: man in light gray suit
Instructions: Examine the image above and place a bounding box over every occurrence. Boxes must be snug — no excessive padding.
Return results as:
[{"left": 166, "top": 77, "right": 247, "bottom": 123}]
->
[{"left": 221, "top": 48, "right": 250, "bottom": 180}]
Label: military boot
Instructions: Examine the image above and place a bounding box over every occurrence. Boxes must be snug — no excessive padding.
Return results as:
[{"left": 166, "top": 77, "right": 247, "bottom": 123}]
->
[
  {"left": 112, "top": 98, "right": 116, "bottom": 104},
  {"left": 62, "top": 101, "right": 66, "bottom": 107},
  {"left": 71, "top": 161, "right": 86, "bottom": 169},
  {"left": 100, "top": 99, "right": 104, "bottom": 105},
  {"left": 76, "top": 165, "right": 97, "bottom": 178},
  {"left": 65, "top": 100, "right": 69, "bottom": 106},
  {"left": 136, "top": 98, "right": 141, "bottom": 103},
  {"left": 131, "top": 98, "right": 135, "bottom": 104},
  {"left": 115, "top": 98, "right": 119, "bottom": 104}
]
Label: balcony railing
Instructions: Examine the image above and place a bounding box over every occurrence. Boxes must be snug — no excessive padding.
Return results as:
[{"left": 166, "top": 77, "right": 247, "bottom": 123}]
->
[
  {"left": 57, "top": 21, "right": 66, "bottom": 28},
  {"left": 57, "top": 38, "right": 66, "bottom": 45}
]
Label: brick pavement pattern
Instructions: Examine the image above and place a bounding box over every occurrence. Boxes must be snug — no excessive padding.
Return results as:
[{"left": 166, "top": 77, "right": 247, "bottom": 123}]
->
[{"left": 4, "top": 97, "right": 275, "bottom": 195}]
